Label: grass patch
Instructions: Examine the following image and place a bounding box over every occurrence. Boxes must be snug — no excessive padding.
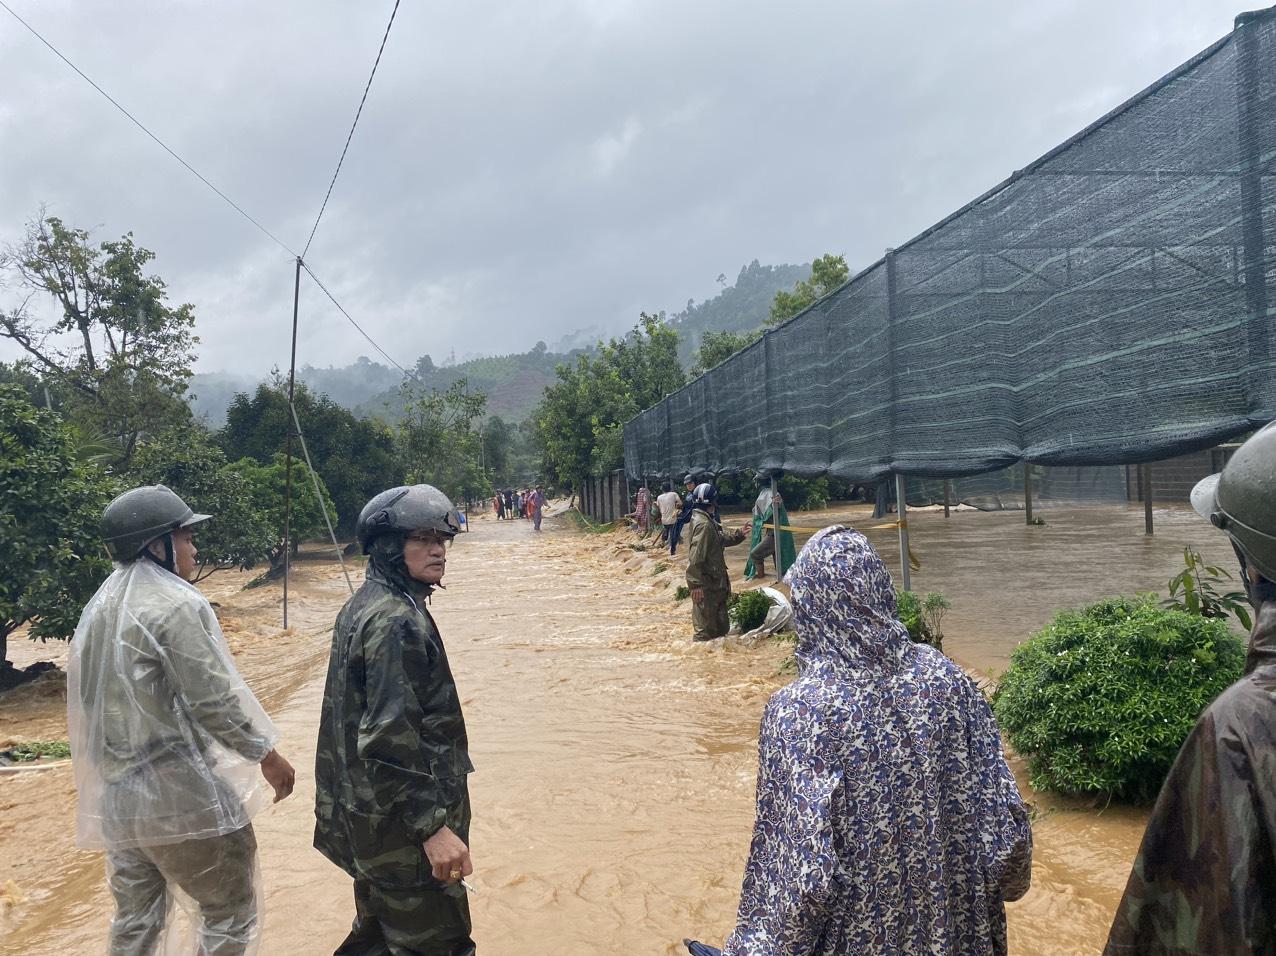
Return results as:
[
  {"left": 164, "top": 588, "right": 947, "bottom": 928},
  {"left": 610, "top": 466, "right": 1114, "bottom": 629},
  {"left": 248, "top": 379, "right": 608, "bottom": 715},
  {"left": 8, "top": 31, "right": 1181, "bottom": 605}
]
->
[
  {"left": 4, "top": 739, "right": 71, "bottom": 761},
  {"left": 674, "top": 585, "right": 690, "bottom": 602},
  {"left": 652, "top": 562, "right": 668, "bottom": 575}
]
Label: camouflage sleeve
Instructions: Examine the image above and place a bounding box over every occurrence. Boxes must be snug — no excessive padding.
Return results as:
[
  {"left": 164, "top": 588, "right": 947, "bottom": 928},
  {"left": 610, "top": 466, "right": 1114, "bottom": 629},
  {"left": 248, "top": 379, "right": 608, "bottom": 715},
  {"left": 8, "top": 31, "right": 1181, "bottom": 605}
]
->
[
  {"left": 156, "top": 600, "right": 277, "bottom": 763},
  {"left": 723, "top": 525, "right": 750, "bottom": 547},
  {"left": 356, "top": 615, "right": 451, "bottom": 840},
  {"left": 685, "top": 520, "right": 709, "bottom": 588}
]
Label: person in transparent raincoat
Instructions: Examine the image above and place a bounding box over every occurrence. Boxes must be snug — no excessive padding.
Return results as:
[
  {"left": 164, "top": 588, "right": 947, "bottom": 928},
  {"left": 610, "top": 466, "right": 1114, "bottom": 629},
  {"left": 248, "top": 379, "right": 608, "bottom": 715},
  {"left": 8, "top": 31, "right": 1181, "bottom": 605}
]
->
[{"left": 68, "top": 485, "right": 296, "bottom": 955}]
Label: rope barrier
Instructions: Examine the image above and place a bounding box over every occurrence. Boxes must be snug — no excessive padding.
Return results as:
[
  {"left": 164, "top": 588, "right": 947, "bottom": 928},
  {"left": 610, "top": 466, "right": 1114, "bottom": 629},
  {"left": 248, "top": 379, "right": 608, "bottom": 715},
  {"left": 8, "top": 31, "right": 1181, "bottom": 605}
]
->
[{"left": 761, "top": 519, "right": 921, "bottom": 571}]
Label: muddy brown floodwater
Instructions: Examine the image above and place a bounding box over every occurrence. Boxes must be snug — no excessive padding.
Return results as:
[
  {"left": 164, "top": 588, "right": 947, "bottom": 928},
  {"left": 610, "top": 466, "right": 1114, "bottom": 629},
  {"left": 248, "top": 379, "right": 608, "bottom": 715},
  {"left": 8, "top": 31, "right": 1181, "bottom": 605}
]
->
[{"left": 0, "top": 501, "right": 1244, "bottom": 955}]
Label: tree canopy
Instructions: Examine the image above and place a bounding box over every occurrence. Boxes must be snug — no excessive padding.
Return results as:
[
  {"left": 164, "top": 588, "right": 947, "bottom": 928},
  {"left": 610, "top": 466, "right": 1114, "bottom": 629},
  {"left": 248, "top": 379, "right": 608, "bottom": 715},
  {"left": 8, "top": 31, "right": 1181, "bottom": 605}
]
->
[
  {"left": 767, "top": 253, "right": 850, "bottom": 326},
  {"left": 534, "top": 313, "right": 684, "bottom": 487},
  {"left": 0, "top": 214, "right": 197, "bottom": 464},
  {"left": 0, "top": 385, "right": 116, "bottom": 668}
]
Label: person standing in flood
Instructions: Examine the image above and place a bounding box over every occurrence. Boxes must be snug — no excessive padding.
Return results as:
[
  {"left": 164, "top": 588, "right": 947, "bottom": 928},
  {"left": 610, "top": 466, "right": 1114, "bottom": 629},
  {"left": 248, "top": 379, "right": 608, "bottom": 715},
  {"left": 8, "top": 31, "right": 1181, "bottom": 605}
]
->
[
  {"left": 656, "top": 482, "right": 681, "bottom": 546},
  {"left": 688, "top": 527, "right": 1031, "bottom": 955},
  {"left": 1104, "top": 426, "right": 1276, "bottom": 955},
  {"left": 530, "top": 486, "right": 547, "bottom": 531},
  {"left": 685, "top": 482, "right": 749, "bottom": 642},
  {"left": 669, "top": 473, "right": 699, "bottom": 555},
  {"left": 314, "top": 485, "right": 476, "bottom": 956},
  {"left": 69, "top": 485, "right": 296, "bottom": 956}
]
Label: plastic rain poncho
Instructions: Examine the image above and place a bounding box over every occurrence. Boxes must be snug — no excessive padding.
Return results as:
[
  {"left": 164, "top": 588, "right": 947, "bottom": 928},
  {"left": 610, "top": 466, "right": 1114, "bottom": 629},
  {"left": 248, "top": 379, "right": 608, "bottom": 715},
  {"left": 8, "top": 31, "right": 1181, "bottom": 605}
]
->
[
  {"left": 68, "top": 558, "right": 278, "bottom": 849},
  {"left": 720, "top": 527, "right": 1032, "bottom": 956}
]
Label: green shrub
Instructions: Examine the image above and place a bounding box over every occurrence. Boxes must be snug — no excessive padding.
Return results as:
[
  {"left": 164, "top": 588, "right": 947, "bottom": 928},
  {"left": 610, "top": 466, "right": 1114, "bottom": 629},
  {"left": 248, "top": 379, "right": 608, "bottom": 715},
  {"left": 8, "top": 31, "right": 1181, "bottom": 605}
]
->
[
  {"left": 674, "top": 585, "right": 690, "bottom": 602},
  {"left": 895, "top": 589, "right": 949, "bottom": 651},
  {"left": 777, "top": 475, "right": 829, "bottom": 511},
  {"left": 728, "top": 589, "right": 773, "bottom": 632},
  {"left": 3, "top": 739, "right": 71, "bottom": 761},
  {"left": 993, "top": 596, "right": 1245, "bottom": 802}
]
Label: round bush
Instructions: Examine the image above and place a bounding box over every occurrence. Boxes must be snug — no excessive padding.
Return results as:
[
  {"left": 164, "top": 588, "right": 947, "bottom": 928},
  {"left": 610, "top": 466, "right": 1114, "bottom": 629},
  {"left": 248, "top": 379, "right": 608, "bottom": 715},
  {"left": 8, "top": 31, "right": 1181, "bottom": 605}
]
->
[{"left": 993, "top": 595, "right": 1245, "bottom": 802}]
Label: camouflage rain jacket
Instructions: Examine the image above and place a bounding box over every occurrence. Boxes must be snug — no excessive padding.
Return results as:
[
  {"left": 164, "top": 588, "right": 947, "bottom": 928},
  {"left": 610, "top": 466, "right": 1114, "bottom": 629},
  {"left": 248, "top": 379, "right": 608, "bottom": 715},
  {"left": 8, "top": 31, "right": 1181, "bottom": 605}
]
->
[
  {"left": 314, "top": 556, "right": 473, "bottom": 890},
  {"left": 1104, "top": 601, "right": 1276, "bottom": 955},
  {"left": 686, "top": 509, "right": 748, "bottom": 594}
]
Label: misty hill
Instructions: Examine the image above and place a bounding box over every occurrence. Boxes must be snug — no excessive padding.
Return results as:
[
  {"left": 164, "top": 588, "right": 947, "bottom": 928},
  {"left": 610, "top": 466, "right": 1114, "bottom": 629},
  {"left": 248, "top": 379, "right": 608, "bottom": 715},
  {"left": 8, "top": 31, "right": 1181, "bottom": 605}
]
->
[
  {"left": 188, "top": 259, "right": 812, "bottom": 425},
  {"left": 667, "top": 259, "right": 811, "bottom": 364}
]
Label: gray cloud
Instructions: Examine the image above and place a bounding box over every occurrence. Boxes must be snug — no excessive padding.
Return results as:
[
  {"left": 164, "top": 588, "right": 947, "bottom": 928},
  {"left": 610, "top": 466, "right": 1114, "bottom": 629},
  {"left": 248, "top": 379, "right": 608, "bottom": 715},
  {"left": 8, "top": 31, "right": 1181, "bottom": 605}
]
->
[{"left": 0, "top": 0, "right": 1245, "bottom": 373}]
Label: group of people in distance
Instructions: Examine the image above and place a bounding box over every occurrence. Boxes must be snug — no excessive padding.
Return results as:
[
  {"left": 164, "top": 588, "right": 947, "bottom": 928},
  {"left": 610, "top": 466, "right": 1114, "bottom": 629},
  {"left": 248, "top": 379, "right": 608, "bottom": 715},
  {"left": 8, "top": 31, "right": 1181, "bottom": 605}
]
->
[
  {"left": 491, "top": 487, "right": 546, "bottom": 530},
  {"left": 66, "top": 427, "right": 1276, "bottom": 955}
]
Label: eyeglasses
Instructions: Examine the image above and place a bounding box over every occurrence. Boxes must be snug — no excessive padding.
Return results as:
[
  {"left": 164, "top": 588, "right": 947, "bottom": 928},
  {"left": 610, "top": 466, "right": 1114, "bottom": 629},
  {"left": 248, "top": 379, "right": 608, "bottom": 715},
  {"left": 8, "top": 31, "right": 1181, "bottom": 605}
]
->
[{"left": 405, "top": 530, "right": 453, "bottom": 549}]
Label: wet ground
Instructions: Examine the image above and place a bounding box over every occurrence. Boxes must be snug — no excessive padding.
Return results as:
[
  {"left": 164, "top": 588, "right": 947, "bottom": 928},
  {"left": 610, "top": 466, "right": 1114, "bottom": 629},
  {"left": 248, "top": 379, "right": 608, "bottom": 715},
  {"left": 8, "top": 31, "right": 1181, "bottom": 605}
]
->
[{"left": 0, "top": 500, "right": 1244, "bottom": 954}]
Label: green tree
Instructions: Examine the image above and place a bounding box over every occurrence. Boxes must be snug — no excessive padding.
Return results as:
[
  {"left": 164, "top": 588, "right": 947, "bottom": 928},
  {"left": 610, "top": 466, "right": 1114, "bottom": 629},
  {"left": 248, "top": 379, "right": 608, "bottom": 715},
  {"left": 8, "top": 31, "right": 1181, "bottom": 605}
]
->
[
  {"left": 397, "top": 378, "right": 489, "bottom": 503},
  {"left": 0, "top": 214, "right": 197, "bottom": 464},
  {"left": 689, "top": 328, "right": 763, "bottom": 376},
  {"left": 481, "top": 415, "right": 512, "bottom": 486},
  {"left": 128, "top": 425, "right": 275, "bottom": 581},
  {"left": 534, "top": 313, "right": 684, "bottom": 487},
  {"left": 226, "top": 455, "right": 336, "bottom": 571},
  {"left": 767, "top": 253, "right": 850, "bottom": 326},
  {"left": 0, "top": 385, "right": 116, "bottom": 670},
  {"left": 220, "top": 380, "right": 400, "bottom": 536}
]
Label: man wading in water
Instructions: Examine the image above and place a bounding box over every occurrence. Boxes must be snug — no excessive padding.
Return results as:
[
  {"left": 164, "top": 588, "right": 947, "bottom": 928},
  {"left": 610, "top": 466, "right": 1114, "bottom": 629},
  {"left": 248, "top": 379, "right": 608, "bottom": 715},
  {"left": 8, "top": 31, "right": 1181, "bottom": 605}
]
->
[
  {"left": 314, "top": 484, "right": 476, "bottom": 955},
  {"left": 685, "top": 482, "right": 749, "bottom": 642}
]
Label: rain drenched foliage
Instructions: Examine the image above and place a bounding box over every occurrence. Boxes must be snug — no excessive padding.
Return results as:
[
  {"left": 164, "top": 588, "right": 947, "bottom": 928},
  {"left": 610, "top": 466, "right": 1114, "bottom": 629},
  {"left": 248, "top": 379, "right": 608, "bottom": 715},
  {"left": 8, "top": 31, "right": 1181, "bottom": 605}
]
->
[
  {"left": 0, "top": 214, "right": 197, "bottom": 466},
  {"left": 534, "top": 312, "right": 684, "bottom": 488},
  {"left": 0, "top": 385, "right": 116, "bottom": 669},
  {"left": 993, "top": 596, "right": 1246, "bottom": 802}
]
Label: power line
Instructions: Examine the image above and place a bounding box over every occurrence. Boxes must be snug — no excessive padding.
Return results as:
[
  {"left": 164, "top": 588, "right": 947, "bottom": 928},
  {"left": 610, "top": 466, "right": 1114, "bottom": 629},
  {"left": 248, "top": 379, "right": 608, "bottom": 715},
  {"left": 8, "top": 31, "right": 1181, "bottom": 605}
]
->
[
  {"left": 301, "top": 0, "right": 402, "bottom": 258},
  {"left": 0, "top": 0, "right": 297, "bottom": 258},
  {"left": 300, "top": 260, "right": 424, "bottom": 386}
]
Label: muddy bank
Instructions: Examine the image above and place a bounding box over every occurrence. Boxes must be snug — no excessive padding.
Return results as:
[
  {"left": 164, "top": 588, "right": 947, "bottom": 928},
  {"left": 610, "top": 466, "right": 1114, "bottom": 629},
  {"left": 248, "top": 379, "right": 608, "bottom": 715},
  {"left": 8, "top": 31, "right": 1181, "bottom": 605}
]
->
[{"left": 0, "top": 502, "right": 1235, "bottom": 954}]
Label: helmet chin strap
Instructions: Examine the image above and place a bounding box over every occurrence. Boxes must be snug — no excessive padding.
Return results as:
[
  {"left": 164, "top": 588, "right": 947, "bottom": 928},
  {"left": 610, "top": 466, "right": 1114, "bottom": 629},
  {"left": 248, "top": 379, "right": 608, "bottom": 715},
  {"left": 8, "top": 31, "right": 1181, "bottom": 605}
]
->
[
  {"left": 143, "top": 532, "right": 177, "bottom": 574},
  {"left": 1232, "top": 541, "right": 1276, "bottom": 608}
]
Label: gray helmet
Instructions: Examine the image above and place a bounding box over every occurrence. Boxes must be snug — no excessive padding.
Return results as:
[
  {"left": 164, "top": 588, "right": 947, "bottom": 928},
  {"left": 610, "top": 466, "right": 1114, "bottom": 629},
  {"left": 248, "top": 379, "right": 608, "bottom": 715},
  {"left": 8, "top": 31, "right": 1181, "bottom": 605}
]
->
[
  {"left": 692, "top": 482, "right": 717, "bottom": 508},
  {"left": 102, "top": 485, "right": 211, "bottom": 561},
  {"left": 357, "top": 484, "right": 461, "bottom": 553},
  {"left": 1192, "top": 422, "right": 1276, "bottom": 580}
]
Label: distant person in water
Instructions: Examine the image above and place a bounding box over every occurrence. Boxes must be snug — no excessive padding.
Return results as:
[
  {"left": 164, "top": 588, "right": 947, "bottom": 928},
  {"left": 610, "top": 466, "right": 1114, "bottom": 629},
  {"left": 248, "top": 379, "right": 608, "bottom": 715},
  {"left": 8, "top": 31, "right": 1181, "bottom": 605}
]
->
[{"left": 531, "top": 486, "right": 547, "bottom": 531}]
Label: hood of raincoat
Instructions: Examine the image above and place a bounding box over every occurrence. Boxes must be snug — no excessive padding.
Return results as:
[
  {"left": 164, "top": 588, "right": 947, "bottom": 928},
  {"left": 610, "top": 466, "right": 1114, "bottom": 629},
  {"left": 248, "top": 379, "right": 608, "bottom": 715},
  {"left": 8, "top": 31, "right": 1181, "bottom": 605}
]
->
[
  {"left": 783, "top": 525, "right": 913, "bottom": 676},
  {"left": 67, "top": 559, "right": 278, "bottom": 850}
]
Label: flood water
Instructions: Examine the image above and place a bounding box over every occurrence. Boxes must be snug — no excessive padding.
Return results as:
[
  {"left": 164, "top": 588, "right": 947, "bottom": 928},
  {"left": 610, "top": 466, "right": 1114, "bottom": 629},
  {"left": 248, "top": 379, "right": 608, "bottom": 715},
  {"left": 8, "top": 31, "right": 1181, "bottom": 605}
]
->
[{"left": 0, "top": 501, "right": 1244, "bottom": 954}]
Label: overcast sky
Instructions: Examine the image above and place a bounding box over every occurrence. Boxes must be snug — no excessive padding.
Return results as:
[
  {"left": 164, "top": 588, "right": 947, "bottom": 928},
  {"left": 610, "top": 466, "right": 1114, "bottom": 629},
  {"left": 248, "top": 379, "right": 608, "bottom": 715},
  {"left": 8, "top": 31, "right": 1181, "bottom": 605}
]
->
[{"left": 0, "top": 0, "right": 1247, "bottom": 374}]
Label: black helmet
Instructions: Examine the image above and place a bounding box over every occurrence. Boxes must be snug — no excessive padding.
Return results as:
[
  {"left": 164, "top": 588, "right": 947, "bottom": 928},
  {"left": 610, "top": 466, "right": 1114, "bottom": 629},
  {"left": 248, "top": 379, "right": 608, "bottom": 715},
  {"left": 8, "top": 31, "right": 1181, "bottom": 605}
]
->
[
  {"left": 1192, "top": 423, "right": 1276, "bottom": 580},
  {"left": 102, "top": 485, "right": 211, "bottom": 561},
  {"left": 357, "top": 484, "right": 461, "bottom": 553},
  {"left": 692, "top": 482, "right": 717, "bottom": 508}
]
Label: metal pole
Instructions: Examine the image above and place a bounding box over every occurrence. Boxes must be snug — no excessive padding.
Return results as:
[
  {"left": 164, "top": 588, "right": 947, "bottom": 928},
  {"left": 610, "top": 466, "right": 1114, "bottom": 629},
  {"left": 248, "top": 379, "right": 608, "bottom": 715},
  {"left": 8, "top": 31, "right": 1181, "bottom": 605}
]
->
[
  {"left": 943, "top": 478, "right": 951, "bottom": 519},
  {"left": 283, "top": 256, "right": 301, "bottom": 629},
  {"left": 1024, "top": 463, "right": 1034, "bottom": 525},
  {"left": 1142, "top": 463, "right": 1154, "bottom": 536},
  {"left": 895, "top": 473, "right": 911, "bottom": 592},
  {"left": 770, "top": 472, "right": 783, "bottom": 576}
]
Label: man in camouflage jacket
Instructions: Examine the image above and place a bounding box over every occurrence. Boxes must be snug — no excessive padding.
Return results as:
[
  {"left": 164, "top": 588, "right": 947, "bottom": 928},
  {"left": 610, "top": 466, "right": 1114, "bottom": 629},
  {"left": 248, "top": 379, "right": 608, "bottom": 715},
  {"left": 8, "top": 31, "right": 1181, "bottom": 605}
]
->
[
  {"left": 685, "top": 482, "right": 749, "bottom": 642},
  {"left": 1105, "top": 427, "right": 1276, "bottom": 955},
  {"left": 315, "top": 485, "right": 475, "bottom": 955}
]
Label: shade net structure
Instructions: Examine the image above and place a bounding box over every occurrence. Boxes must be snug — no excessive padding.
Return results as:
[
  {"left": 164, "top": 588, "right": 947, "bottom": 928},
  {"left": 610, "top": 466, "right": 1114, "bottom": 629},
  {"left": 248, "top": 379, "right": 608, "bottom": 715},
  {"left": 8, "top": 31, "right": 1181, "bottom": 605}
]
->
[{"left": 626, "top": 8, "right": 1276, "bottom": 485}]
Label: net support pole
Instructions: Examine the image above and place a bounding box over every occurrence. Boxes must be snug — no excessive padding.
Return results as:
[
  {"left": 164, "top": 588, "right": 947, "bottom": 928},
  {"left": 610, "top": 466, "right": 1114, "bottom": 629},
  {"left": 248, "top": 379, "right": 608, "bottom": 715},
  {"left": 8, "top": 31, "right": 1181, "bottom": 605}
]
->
[
  {"left": 1141, "top": 463, "right": 1154, "bottom": 536},
  {"left": 771, "top": 472, "right": 785, "bottom": 576},
  {"left": 943, "top": 479, "right": 951, "bottom": 519},
  {"left": 895, "top": 473, "right": 911, "bottom": 592},
  {"left": 1024, "top": 463, "right": 1034, "bottom": 525},
  {"left": 283, "top": 255, "right": 301, "bottom": 630}
]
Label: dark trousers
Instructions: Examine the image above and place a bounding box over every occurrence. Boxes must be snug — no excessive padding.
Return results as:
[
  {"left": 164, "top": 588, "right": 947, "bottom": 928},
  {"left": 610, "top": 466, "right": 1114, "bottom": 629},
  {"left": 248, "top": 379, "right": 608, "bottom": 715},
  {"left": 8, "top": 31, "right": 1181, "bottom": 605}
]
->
[{"left": 335, "top": 879, "right": 475, "bottom": 956}]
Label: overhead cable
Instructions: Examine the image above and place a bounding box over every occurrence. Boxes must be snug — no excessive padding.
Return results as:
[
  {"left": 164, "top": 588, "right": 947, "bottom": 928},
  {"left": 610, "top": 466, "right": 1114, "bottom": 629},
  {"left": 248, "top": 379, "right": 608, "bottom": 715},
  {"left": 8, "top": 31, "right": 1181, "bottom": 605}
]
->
[
  {"left": 299, "top": 260, "right": 423, "bottom": 386},
  {"left": 301, "top": 0, "right": 402, "bottom": 258},
  {"left": 0, "top": 0, "right": 297, "bottom": 258}
]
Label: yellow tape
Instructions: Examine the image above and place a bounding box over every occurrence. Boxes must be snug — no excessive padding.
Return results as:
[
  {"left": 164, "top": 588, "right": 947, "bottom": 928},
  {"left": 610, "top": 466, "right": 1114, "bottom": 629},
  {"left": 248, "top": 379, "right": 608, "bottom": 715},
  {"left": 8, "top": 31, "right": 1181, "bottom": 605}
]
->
[{"left": 761, "top": 519, "right": 921, "bottom": 570}]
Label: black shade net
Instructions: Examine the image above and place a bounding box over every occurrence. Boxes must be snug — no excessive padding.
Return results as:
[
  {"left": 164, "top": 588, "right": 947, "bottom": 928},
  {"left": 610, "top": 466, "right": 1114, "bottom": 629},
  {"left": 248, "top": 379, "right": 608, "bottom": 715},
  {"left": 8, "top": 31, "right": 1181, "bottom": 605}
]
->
[{"left": 625, "top": 8, "right": 1276, "bottom": 483}]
